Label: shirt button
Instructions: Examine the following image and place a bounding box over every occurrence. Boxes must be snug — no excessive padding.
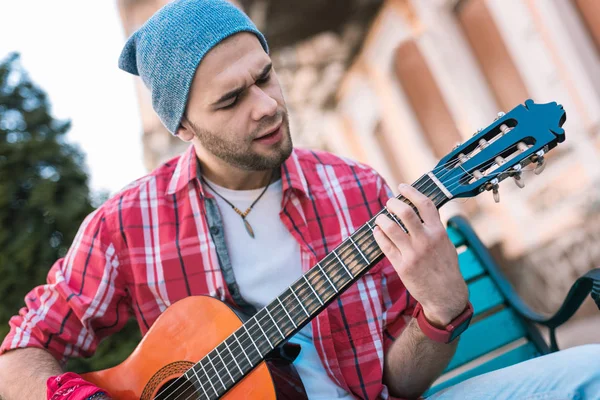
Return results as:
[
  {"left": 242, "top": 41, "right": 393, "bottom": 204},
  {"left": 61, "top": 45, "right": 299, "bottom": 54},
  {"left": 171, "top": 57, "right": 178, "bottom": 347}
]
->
[{"left": 210, "top": 226, "right": 220, "bottom": 235}]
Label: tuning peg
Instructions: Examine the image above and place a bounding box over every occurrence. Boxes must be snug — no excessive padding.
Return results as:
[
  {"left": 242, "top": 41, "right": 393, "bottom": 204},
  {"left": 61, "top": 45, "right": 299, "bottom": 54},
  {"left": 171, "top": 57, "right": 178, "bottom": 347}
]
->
[
  {"left": 453, "top": 142, "right": 461, "bottom": 150},
  {"left": 530, "top": 150, "right": 546, "bottom": 175},
  {"left": 493, "top": 186, "right": 500, "bottom": 203},
  {"left": 478, "top": 138, "right": 489, "bottom": 149},
  {"left": 484, "top": 178, "right": 500, "bottom": 203},
  {"left": 534, "top": 157, "right": 546, "bottom": 175},
  {"left": 472, "top": 128, "right": 483, "bottom": 137},
  {"left": 510, "top": 165, "right": 524, "bottom": 188},
  {"left": 494, "top": 112, "right": 506, "bottom": 121},
  {"left": 517, "top": 142, "right": 529, "bottom": 152},
  {"left": 499, "top": 124, "right": 512, "bottom": 134},
  {"left": 512, "top": 174, "right": 525, "bottom": 188}
]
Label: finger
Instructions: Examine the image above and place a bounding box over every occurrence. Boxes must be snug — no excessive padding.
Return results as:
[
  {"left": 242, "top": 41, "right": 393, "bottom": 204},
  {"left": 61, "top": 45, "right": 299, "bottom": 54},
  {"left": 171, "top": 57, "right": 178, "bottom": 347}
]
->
[
  {"left": 397, "top": 183, "right": 441, "bottom": 227},
  {"left": 385, "top": 197, "right": 424, "bottom": 236},
  {"left": 373, "top": 225, "right": 403, "bottom": 266},
  {"left": 375, "top": 213, "right": 411, "bottom": 253}
]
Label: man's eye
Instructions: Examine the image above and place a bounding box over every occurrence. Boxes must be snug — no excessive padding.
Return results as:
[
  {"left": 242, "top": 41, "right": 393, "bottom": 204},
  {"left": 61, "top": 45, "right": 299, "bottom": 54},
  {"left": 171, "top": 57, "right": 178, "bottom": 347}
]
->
[
  {"left": 257, "top": 74, "right": 271, "bottom": 84},
  {"left": 222, "top": 97, "right": 238, "bottom": 109}
]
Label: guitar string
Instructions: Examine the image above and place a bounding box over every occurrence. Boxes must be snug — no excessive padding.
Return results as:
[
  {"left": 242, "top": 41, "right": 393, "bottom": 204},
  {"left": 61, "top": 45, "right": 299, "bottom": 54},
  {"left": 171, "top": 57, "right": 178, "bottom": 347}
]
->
[
  {"left": 161, "top": 141, "right": 531, "bottom": 400},
  {"left": 163, "top": 142, "right": 531, "bottom": 400},
  {"left": 159, "top": 149, "right": 487, "bottom": 400},
  {"left": 157, "top": 143, "right": 474, "bottom": 400},
  {"left": 171, "top": 160, "right": 533, "bottom": 400},
  {"left": 164, "top": 143, "right": 531, "bottom": 400}
]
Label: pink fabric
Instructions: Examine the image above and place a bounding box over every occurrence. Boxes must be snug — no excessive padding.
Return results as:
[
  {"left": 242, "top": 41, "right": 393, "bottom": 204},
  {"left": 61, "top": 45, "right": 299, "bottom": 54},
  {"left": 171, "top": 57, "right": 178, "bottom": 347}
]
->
[{"left": 46, "top": 372, "right": 107, "bottom": 400}]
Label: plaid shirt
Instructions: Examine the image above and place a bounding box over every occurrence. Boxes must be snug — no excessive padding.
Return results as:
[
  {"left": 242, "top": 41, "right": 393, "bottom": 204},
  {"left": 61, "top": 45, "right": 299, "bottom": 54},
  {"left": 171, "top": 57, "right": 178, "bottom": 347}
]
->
[{"left": 1, "top": 145, "right": 415, "bottom": 400}]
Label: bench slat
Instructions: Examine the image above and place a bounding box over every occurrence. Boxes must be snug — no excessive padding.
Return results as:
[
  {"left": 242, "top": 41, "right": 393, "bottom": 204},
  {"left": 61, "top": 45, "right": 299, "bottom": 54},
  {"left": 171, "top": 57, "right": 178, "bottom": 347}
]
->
[
  {"left": 444, "top": 308, "right": 527, "bottom": 372},
  {"left": 469, "top": 276, "right": 505, "bottom": 317},
  {"left": 447, "top": 226, "right": 466, "bottom": 247},
  {"left": 458, "top": 248, "right": 485, "bottom": 282},
  {"left": 427, "top": 342, "right": 541, "bottom": 396}
]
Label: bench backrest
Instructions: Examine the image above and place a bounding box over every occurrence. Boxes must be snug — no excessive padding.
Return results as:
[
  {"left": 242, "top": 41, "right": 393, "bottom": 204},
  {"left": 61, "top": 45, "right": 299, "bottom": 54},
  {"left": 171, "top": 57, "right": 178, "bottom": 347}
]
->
[{"left": 426, "top": 219, "right": 547, "bottom": 396}]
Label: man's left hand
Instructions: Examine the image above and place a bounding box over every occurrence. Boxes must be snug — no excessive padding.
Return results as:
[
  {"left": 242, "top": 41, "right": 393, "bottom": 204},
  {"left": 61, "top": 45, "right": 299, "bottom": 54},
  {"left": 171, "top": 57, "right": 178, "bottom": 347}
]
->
[{"left": 373, "top": 184, "right": 469, "bottom": 327}]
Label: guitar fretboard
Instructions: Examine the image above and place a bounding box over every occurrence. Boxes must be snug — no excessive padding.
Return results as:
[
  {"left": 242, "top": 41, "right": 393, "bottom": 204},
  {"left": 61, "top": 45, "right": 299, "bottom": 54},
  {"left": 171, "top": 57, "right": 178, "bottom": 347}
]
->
[{"left": 182, "top": 173, "right": 448, "bottom": 399}]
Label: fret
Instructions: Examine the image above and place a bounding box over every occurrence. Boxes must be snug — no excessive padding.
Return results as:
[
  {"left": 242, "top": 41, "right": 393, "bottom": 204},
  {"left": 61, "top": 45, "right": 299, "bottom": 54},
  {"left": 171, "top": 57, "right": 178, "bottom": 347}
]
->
[
  {"left": 232, "top": 331, "right": 253, "bottom": 365},
  {"left": 253, "top": 314, "right": 274, "bottom": 349},
  {"left": 385, "top": 208, "right": 408, "bottom": 233},
  {"left": 333, "top": 249, "right": 354, "bottom": 279},
  {"left": 265, "top": 305, "right": 285, "bottom": 338},
  {"left": 223, "top": 339, "right": 244, "bottom": 376},
  {"left": 317, "top": 262, "right": 338, "bottom": 293},
  {"left": 186, "top": 367, "right": 209, "bottom": 400},
  {"left": 199, "top": 358, "right": 219, "bottom": 397},
  {"left": 206, "top": 353, "right": 226, "bottom": 390},
  {"left": 277, "top": 297, "right": 297, "bottom": 329},
  {"left": 214, "top": 347, "right": 234, "bottom": 384},
  {"left": 290, "top": 286, "right": 309, "bottom": 317},
  {"left": 349, "top": 236, "right": 369, "bottom": 265},
  {"left": 303, "top": 275, "right": 324, "bottom": 306},
  {"left": 366, "top": 219, "right": 374, "bottom": 230},
  {"left": 243, "top": 324, "right": 263, "bottom": 358}
]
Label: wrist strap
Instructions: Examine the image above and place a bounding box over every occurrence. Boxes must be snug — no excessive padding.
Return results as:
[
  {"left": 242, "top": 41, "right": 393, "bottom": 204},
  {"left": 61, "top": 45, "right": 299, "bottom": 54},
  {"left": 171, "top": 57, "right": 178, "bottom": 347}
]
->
[{"left": 47, "top": 372, "right": 109, "bottom": 400}]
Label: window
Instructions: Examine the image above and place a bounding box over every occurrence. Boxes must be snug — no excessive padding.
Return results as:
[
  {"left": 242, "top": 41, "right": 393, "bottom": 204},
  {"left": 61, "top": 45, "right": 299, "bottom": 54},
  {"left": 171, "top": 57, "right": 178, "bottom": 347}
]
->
[
  {"left": 394, "top": 40, "right": 462, "bottom": 159},
  {"left": 454, "top": 0, "right": 529, "bottom": 112}
]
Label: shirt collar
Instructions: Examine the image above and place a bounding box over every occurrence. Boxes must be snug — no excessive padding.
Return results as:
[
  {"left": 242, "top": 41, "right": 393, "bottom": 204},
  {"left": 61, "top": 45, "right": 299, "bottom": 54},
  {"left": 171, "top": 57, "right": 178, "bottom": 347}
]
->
[
  {"left": 166, "top": 145, "right": 201, "bottom": 196},
  {"left": 166, "top": 145, "right": 309, "bottom": 197}
]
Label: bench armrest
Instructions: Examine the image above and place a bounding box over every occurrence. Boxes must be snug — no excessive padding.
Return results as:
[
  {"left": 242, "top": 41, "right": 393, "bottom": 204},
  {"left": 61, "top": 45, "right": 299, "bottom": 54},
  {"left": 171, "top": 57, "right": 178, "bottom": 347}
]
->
[{"left": 448, "top": 215, "right": 600, "bottom": 351}]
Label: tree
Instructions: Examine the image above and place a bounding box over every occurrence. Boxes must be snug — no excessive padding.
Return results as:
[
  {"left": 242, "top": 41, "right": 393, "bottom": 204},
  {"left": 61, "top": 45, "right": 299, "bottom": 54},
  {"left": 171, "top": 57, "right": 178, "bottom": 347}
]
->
[{"left": 0, "top": 53, "right": 140, "bottom": 373}]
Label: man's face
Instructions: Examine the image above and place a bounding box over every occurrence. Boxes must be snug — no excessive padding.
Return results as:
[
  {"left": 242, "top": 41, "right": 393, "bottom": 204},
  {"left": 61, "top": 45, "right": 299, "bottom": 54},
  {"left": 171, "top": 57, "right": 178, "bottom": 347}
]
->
[{"left": 177, "top": 32, "right": 293, "bottom": 171}]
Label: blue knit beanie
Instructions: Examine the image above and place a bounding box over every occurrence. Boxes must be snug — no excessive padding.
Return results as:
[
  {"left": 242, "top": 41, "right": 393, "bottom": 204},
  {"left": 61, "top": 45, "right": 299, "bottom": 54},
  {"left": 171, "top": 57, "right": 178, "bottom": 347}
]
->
[{"left": 118, "top": 0, "right": 269, "bottom": 134}]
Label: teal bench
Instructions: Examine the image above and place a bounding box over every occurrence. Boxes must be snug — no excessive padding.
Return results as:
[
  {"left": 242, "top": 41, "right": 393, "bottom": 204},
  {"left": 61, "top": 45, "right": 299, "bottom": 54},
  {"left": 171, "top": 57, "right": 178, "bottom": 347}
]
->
[{"left": 426, "top": 215, "right": 600, "bottom": 397}]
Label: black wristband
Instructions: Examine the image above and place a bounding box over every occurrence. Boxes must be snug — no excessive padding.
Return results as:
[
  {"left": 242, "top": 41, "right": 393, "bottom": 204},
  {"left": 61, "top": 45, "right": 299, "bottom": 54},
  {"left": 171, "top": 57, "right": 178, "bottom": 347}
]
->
[{"left": 86, "top": 392, "right": 109, "bottom": 400}]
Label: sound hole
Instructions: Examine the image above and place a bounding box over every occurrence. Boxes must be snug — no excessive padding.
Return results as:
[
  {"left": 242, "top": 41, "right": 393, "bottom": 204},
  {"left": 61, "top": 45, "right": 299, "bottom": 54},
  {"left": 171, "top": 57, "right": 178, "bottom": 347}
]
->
[{"left": 155, "top": 378, "right": 200, "bottom": 400}]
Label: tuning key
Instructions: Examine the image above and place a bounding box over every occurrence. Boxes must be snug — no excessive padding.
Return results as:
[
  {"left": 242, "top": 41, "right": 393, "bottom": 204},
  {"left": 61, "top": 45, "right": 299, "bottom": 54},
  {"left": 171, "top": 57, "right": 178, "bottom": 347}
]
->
[
  {"left": 510, "top": 165, "right": 525, "bottom": 188},
  {"left": 531, "top": 150, "right": 546, "bottom": 175},
  {"left": 484, "top": 178, "right": 500, "bottom": 203},
  {"left": 534, "top": 157, "right": 546, "bottom": 175},
  {"left": 493, "top": 186, "right": 500, "bottom": 203},
  {"left": 494, "top": 111, "right": 506, "bottom": 121},
  {"left": 513, "top": 174, "right": 525, "bottom": 188}
]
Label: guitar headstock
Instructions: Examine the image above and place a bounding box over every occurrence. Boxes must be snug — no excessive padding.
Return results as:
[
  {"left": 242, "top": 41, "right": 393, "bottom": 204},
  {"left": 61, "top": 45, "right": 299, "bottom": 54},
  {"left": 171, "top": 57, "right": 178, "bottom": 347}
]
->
[{"left": 432, "top": 99, "right": 566, "bottom": 202}]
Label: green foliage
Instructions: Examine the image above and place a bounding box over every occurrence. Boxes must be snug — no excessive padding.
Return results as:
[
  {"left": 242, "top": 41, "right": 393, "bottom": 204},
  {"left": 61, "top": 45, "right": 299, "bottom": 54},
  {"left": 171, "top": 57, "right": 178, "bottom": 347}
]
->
[{"left": 0, "top": 53, "right": 140, "bottom": 373}]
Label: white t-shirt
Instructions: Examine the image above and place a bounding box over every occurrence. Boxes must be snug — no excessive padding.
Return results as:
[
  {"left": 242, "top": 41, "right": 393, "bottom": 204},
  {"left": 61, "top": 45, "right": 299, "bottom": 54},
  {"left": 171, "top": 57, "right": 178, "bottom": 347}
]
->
[{"left": 204, "top": 177, "right": 353, "bottom": 399}]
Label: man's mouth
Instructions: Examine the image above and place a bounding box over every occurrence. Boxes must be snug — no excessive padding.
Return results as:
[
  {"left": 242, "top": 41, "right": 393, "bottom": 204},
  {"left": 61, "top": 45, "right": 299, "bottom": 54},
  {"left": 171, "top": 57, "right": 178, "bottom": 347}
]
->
[{"left": 254, "top": 121, "right": 283, "bottom": 141}]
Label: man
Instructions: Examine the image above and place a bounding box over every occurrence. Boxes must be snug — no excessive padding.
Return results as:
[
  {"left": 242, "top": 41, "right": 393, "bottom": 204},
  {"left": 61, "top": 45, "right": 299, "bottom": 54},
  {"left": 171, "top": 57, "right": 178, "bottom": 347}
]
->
[{"left": 0, "top": 1, "right": 598, "bottom": 399}]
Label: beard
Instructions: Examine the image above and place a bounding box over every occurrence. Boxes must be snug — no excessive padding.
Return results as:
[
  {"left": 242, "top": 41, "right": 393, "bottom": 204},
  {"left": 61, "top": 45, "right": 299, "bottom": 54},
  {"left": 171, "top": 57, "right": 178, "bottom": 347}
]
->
[{"left": 188, "top": 109, "right": 293, "bottom": 171}]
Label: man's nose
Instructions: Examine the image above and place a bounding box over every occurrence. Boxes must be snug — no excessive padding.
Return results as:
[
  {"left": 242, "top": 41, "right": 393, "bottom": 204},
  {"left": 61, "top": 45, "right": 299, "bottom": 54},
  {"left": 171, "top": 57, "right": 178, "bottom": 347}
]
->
[{"left": 249, "top": 85, "right": 278, "bottom": 121}]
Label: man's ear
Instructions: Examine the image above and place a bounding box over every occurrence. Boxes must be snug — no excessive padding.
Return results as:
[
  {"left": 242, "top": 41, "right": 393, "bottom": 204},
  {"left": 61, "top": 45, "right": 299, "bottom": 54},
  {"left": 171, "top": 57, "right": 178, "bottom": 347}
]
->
[{"left": 176, "top": 116, "right": 195, "bottom": 142}]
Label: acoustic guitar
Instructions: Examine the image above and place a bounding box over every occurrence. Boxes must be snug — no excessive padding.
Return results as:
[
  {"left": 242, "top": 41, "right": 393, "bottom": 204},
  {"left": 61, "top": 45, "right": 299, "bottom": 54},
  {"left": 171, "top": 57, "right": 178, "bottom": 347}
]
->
[{"left": 82, "top": 99, "right": 566, "bottom": 399}]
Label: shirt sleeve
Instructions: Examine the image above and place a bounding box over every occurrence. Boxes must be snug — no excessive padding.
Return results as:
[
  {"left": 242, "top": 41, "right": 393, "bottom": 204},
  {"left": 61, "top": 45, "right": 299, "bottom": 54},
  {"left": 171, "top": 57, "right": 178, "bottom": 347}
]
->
[
  {"left": 0, "top": 207, "right": 131, "bottom": 365},
  {"left": 373, "top": 173, "right": 418, "bottom": 353}
]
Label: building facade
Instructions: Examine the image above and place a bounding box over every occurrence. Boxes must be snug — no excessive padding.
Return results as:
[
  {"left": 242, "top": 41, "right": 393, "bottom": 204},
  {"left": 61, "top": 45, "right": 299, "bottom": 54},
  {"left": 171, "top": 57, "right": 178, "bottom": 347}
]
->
[{"left": 117, "top": 0, "right": 600, "bottom": 314}]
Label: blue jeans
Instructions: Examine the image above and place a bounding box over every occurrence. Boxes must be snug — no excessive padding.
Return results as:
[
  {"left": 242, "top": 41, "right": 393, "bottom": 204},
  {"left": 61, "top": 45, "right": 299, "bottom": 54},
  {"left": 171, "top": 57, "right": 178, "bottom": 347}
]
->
[{"left": 427, "top": 344, "right": 600, "bottom": 400}]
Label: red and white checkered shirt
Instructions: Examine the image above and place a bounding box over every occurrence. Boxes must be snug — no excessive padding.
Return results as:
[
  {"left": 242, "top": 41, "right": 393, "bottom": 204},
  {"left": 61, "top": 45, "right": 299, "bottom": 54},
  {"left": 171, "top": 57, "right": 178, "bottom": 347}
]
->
[{"left": 1, "top": 145, "right": 415, "bottom": 400}]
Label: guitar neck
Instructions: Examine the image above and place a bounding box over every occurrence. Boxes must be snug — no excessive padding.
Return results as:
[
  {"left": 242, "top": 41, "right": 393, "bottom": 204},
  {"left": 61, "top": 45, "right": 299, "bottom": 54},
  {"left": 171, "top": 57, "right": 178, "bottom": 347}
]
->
[{"left": 183, "top": 173, "right": 450, "bottom": 391}]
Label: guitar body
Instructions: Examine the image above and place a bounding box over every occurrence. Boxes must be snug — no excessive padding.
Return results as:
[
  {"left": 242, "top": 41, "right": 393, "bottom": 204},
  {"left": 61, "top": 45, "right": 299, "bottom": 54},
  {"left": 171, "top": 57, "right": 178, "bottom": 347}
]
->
[{"left": 82, "top": 296, "right": 307, "bottom": 399}]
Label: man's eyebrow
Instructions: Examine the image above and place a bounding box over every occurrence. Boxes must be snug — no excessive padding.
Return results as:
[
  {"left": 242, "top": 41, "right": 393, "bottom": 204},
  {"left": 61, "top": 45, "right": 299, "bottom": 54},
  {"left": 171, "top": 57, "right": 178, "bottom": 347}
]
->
[
  {"left": 257, "top": 62, "right": 272, "bottom": 79},
  {"left": 213, "top": 63, "right": 273, "bottom": 105}
]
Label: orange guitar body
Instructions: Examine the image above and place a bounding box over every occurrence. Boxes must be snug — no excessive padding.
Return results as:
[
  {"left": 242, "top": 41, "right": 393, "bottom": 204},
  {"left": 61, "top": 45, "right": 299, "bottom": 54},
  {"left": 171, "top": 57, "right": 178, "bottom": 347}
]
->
[{"left": 82, "top": 296, "right": 307, "bottom": 399}]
